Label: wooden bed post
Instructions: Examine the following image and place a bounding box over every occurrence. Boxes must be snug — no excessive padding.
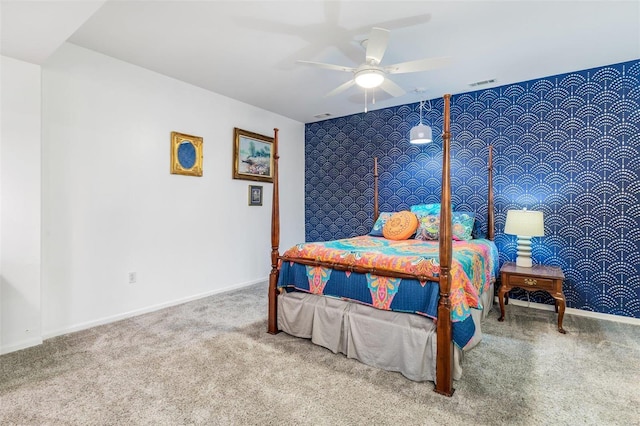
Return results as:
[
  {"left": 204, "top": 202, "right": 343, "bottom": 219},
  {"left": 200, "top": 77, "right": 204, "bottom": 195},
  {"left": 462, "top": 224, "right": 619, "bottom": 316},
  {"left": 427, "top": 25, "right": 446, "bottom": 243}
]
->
[
  {"left": 268, "top": 128, "right": 280, "bottom": 335},
  {"left": 435, "top": 94, "right": 454, "bottom": 396},
  {"left": 487, "top": 146, "right": 495, "bottom": 240},
  {"left": 373, "top": 157, "right": 379, "bottom": 221}
]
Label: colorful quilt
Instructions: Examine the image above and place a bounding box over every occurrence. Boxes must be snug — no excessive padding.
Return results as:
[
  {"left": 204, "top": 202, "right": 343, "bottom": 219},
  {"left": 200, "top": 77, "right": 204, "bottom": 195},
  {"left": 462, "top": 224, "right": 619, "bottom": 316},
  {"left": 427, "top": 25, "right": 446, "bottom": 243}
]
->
[{"left": 277, "top": 236, "right": 499, "bottom": 348}]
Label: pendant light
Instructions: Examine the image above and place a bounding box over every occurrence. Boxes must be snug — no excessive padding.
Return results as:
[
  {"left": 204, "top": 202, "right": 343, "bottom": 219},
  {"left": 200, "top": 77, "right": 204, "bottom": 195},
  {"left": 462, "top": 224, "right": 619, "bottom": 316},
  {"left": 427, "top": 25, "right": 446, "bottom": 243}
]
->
[{"left": 410, "top": 98, "right": 433, "bottom": 144}]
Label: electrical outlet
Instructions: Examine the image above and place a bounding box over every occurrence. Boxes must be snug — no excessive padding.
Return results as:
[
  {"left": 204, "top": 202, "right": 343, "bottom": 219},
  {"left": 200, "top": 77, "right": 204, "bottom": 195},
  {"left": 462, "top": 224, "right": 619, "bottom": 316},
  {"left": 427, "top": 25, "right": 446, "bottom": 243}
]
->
[{"left": 128, "top": 272, "right": 137, "bottom": 284}]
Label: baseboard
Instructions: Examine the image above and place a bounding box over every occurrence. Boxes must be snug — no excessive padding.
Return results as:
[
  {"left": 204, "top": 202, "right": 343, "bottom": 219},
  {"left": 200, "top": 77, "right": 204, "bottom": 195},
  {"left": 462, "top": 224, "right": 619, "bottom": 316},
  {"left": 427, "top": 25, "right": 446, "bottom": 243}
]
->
[
  {"left": 42, "top": 278, "right": 268, "bottom": 340},
  {"left": 497, "top": 297, "right": 640, "bottom": 326},
  {"left": 0, "top": 336, "right": 44, "bottom": 355}
]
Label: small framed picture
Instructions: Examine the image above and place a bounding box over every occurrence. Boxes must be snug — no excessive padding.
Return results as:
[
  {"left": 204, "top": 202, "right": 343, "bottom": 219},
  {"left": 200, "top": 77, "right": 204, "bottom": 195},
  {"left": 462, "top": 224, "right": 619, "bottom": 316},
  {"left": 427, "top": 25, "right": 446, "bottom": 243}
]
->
[
  {"left": 233, "top": 128, "right": 274, "bottom": 183},
  {"left": 170, "top": 131, "right": 203, "bottom": 176},
  {"left": 249, "top": 185, "right": 263, "bottom": 206}
]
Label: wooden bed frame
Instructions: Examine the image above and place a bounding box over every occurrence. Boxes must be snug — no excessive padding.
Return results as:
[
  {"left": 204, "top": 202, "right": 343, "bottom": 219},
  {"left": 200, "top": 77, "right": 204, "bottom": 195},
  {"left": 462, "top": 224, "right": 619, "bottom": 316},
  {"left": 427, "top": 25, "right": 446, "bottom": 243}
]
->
[{"left": 267, "top": 94, "right": 495, "bottom": 397}]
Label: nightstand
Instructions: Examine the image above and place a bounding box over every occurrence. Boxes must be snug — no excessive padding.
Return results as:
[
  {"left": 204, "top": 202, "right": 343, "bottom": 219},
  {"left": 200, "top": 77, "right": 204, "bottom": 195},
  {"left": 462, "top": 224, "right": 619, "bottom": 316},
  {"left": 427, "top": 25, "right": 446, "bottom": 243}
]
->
[{"left": 498, "top": 262, "right": 567, "bottom": 333}]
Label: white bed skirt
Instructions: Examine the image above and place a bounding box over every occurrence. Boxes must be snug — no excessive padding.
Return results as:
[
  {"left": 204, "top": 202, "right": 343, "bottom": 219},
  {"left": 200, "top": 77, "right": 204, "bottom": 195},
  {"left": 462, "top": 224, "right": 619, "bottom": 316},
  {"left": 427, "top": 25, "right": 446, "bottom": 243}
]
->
[{"left": 277, "top": 283, "right": 494, "bottom": 382}]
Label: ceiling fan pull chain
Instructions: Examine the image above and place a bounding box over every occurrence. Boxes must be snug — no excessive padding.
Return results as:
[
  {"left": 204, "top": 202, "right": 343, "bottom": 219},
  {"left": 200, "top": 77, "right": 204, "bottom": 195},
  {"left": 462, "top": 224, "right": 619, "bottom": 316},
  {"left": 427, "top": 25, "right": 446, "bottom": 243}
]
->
[{"left": 364, "top": 89, "right": 368, "bottom": 113}]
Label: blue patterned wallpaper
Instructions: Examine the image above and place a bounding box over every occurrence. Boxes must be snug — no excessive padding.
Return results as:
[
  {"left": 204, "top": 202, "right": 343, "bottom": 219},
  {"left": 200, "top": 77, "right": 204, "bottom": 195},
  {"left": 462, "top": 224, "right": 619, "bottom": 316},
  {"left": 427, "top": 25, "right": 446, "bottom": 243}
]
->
[{"left": 304, "top": 60, "right": 640, "bottom": 319}]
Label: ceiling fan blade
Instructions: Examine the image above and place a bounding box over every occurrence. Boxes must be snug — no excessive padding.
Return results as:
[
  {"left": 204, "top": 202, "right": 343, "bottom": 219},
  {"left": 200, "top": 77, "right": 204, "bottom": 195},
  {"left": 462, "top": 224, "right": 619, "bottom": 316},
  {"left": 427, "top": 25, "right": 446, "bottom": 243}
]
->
[
  {"left": 379, "top": 78, "right": 406, "bottom": 97},
  {"left": 385, "top": 56, "right": 452, "bottom": 74},
  {"left": 365, "top": 27, "right": 390, "bottom": 64},
  {"left": 324, "top": 80, "right": 356, "bottom": 98},
  {"left": 296, "top": 60, "right": 355, "bottom": 73}
]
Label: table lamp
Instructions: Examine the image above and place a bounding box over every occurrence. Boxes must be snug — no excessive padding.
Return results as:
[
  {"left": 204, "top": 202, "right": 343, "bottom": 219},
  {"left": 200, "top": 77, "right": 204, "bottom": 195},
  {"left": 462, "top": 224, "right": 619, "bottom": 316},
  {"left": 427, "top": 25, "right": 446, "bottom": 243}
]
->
[{"left": 504, "top": 208, "right": 545, "bottom": 268}]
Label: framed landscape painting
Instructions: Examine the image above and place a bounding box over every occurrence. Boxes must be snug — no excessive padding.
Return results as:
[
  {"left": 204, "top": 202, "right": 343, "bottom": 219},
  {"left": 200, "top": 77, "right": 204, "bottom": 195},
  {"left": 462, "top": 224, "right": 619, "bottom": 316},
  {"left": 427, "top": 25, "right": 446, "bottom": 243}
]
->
[{"left": 233, "top": 127, "right": 274, "bottom": 183}]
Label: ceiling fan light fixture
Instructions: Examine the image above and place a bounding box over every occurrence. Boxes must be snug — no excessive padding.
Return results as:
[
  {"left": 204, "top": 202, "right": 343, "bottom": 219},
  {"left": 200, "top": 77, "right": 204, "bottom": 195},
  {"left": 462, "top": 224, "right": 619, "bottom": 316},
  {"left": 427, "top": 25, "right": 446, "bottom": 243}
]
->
[
  {"left": 410, "top": 124, "right": 433, "bottom": 144},
  {"left": 355, "top": 69, "right": 384, "bottom": 88}
]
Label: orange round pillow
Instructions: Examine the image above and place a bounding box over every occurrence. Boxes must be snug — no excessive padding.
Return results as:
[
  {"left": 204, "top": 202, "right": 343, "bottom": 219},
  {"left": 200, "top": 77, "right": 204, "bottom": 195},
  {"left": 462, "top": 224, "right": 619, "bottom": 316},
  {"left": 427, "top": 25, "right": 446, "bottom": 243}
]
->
[{"left": 382, "top": 211, "right": 419, "bottom": 240}]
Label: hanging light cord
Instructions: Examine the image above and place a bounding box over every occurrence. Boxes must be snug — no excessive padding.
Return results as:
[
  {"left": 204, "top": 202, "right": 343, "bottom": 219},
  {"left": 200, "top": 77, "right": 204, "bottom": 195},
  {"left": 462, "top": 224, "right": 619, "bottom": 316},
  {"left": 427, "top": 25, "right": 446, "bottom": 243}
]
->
[{"left": 420, "top": 98, "right": 432, "bottom": 126}]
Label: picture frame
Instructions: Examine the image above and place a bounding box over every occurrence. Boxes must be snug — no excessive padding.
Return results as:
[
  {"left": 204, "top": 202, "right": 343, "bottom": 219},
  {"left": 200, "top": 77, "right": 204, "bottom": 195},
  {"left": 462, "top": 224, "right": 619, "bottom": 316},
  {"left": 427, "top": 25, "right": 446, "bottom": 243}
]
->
[
  {"left": 248, "top": 185, "right": 263, "bottom": 206},
  {"left": 170, "top": 131, "right": 203, "bottom": 176},
  {"left": 233, "top": 127, "right": 274, "bottom": 183}
]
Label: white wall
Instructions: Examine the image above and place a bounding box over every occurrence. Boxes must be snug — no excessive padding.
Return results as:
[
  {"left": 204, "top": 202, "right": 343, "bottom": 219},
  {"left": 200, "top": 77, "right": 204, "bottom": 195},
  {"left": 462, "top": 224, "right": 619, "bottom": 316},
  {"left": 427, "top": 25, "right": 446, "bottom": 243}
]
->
[
  {"left": 41, "top": 43, "right": 305, "bottom": 338},
  {"left": 0, "top": 56, "right": 42, "bottom": 353}
]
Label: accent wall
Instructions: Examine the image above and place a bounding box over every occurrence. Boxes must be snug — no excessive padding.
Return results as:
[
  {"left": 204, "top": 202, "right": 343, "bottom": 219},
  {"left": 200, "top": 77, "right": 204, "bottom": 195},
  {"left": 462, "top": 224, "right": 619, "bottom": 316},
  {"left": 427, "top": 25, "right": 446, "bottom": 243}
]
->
[{"left": 304, "top": 60, "right": 639, "bottom": 319}]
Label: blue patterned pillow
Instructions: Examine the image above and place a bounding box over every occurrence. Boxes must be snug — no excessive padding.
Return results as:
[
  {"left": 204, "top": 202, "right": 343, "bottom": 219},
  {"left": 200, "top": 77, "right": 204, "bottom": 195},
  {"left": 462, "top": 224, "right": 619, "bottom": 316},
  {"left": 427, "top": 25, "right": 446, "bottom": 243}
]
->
[
  {"left": 415, "top": 214, "right": 440, "bottom": 240},
  {"left": 452, "top": 211, "right": 475, "bottom": 241},
  {"left": 410, "top": 203, "right": 441, "bottom": 215},
  {"left": 472, "top": 219, "right": 486, "bottom": 239},
  {"left": 369, "top": 212, "right": 393, "bottom": 236},
  {"left": 414, "top": 211, "right": 476, "bottom": 241}
]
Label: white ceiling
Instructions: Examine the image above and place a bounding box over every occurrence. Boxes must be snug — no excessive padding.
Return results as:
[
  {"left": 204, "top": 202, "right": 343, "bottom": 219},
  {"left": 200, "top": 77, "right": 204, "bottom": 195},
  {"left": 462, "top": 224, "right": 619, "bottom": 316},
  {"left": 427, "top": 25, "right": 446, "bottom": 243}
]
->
[
  {"left": 0, "top": 0, "right": 107, "bottom": 64},
  {"left": 2, "top": 1, "right": 639, "bottom": 123}
]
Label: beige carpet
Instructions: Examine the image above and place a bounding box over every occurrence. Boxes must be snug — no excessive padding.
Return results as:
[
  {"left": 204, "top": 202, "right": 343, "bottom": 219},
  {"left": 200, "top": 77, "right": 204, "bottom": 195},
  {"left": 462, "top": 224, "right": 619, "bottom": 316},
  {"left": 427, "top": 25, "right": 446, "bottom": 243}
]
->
[{"left": 1, "top": 282, "right": 639, "bottom": 425}]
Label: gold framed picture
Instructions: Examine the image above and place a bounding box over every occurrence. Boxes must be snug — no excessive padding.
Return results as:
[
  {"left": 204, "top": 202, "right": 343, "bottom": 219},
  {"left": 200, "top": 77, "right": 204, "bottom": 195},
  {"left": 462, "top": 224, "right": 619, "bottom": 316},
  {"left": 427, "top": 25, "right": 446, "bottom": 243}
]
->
[
  {"left": 249, "top": 185, "right": 263, "bottom": 206},
  {"left": 171, "top": 131, "right": 203, "bottom": 176},
  {"left": 233, "top": 127, "right": 274, "bottom": 183}
]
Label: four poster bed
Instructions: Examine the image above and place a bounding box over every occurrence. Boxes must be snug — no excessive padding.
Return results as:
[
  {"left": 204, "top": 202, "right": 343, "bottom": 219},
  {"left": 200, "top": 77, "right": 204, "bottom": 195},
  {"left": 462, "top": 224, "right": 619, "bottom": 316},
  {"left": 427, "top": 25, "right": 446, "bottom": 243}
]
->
[{"left": 267, "top": 94, "right": 496, "bottom": 396}]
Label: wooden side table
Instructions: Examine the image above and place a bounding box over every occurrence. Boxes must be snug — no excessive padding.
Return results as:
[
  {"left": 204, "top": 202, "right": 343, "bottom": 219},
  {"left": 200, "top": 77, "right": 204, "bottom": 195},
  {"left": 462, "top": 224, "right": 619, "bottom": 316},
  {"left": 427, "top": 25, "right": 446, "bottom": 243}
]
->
[{"left": 498, "top": 262, "right": 567, "bottom": 333}]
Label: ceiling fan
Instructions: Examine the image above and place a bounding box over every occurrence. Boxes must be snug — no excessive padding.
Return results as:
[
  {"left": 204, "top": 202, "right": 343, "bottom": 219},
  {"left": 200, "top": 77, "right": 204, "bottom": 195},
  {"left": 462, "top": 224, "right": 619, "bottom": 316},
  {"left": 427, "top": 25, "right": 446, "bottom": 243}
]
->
[{"left": 297, "top": 27, "right": 451, "bottom": 99}]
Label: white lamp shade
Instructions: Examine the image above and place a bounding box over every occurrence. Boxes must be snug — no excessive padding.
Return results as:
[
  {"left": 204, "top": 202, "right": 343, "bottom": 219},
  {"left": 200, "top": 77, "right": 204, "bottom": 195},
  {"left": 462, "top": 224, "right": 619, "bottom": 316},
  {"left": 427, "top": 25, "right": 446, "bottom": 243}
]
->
[
  {"left": 354, "top": 69, "right": 384, "bottom": 88},
  {"left": 504, "top": 209, "right": 544, "bottom": 237},
  {"left": 410, "top": 124, "right": 433, "bottom": 144}
]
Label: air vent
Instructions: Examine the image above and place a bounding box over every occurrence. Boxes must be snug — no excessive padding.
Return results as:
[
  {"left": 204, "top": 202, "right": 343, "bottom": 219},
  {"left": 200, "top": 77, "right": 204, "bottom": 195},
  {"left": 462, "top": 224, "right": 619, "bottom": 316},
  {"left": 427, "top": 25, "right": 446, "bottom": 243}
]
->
[
  {"left": 313, "top": 113, "right": 332, "bottom": 119},
  {"left": 469, "top": 78, "right": 497, "bottom": 87}
]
